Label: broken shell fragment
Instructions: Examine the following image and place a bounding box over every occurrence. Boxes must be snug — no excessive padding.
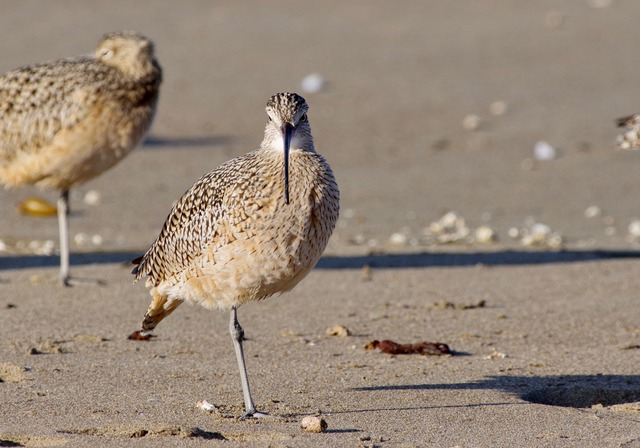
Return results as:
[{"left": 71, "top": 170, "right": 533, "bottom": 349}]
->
[
  {"left": 18, "top": 197, "right": 57, "bottom": 217},
  {"left": 326, "top": 325, "right": 351, "bottom": 337},
  {"left": 196, "top": 400, "right": 217, "bottom": 413}
]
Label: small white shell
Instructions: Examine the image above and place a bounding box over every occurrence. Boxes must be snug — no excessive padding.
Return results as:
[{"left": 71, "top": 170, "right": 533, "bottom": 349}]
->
[
  {"left": 628, "top": 220, "right": 640, "bottom": 238},
  {"left": 301, "top": 73, "right": 326, "bottom": 94},
  {"left": 533, "top": 140, "right": 556, "bottom": 160},
  {"left": 475, "top": 226, "right": 497, "bottom": 244},
  {"left": 584, "top": 206, "right": 601, "bottom": 218},
  {"left": 462, "top": 114, "right": 481, "bottom": 131},
  {"left": 489, "top": 101, "right": 508, "bottom": 116},
  {"left": 83, "top": 190, "right": 101, "bottom": 206},
  {"left": 388, "top": 232, "right": 408, "bottom": 245},
  {"left": 196, "top": 400, "right": 217, "bottom": 413}
]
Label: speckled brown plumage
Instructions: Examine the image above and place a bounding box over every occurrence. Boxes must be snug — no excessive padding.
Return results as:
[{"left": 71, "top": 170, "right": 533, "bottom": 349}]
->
[
  {"left": 132, "top": 92, "right": 339, "bottom": 418},
  {"left": 0, "top": 31, "right": 162, "bottom": 285}
]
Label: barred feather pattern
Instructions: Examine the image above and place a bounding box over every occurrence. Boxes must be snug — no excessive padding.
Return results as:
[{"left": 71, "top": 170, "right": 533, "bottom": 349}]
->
[{"left": 133, "top": 93, "right": 339, "bottom": 329}]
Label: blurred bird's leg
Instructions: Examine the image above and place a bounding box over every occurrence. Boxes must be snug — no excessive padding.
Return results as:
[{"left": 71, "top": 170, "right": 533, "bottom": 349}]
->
[
  {"left": 57, "top": 189, "right": 103, "bottom": 287},
  {"left": 57, "top": 189, "right": 72, "bottom": 286}
]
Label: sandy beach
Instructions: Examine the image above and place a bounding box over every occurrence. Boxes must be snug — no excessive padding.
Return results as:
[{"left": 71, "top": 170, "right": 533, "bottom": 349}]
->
[{"left": 2, "top": 1, "right": 640, "bottom": 446}]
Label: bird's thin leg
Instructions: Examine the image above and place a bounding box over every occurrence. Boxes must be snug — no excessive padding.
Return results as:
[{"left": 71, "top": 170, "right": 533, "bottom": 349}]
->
[
  {"left": 229, "top": 307, "right": 268, "bottom": 419},
  {"left": 57, "top": 189, "right": 103, "bottom": 287},
  {"left": 57, "top": 189, "right": 71, "bottom": 287}
]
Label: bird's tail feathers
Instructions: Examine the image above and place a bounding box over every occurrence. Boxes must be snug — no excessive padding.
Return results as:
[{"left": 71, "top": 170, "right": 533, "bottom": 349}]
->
[{"left": 141, "top": 293, "right": 183, "bottom": 332}]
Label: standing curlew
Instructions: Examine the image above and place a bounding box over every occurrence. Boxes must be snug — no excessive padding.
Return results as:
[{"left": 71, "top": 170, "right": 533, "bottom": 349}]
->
[
  {"left": 0, "top": 31, "right": 162, "bottom": 286},
  {"left": 616, "top": 113, "right": 640, "bottom": 149},
  {"left": 131, "top": 92, "right": 339, "bottom": 419}
]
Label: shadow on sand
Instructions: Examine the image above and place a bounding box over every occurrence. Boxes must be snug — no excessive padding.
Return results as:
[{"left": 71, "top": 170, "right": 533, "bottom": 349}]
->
[
  {"left": 141, "top": 135, "right": 234, "bottom": 149},
  {"left": 352, "top": 374, "right": 640, "bottom": 409},
  {"left": 2, "top": 249, "right": 640, "bottom": 272}
]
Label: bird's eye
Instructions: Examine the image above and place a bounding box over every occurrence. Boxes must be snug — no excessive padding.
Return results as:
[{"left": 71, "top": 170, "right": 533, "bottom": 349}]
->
[
  {"left": 300, "top": 113, "right": 308, "bottom": 123},
  {"left": 101, "top": 49, "right": 114, "bottom": 59}
]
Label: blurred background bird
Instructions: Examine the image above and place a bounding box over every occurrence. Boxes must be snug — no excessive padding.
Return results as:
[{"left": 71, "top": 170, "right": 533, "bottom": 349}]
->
[{"left": 0, "top": 31, "right": 162, "bottom": 286}]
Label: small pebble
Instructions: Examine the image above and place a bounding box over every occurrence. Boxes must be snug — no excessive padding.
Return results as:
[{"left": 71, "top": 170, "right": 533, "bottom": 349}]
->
[
  {"left": 584, "top": 206, "right": 601, "bottom": 218},
  {"left": 489, "top": 100, "right": 508, "bottom": 116},
  {"left": 300, "top": 415, "right": 327, "bottom": 433},
  {"left": 300, "top": 73, "right": 326, "bottom": 94}
]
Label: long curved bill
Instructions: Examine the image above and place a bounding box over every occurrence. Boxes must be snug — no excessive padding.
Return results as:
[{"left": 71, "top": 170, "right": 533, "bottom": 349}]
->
[{"left": 282, "top": 122, "right": 293, "bottom": 204}]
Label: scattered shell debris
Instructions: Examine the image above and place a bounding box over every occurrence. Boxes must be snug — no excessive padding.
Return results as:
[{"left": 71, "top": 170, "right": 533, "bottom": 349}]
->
[
  {"left": 326, "top": 325, "right": 351, "bottom": 337},
  {"left": 300, "top": 415, "right": 327, "bottom": 433},
  {"left": 0, "top": 238, "right": 55, "bottom": 255},
  {"left": 617, "top": 128, "right": 640, "bottom": 150},
  {"left": 425, "top": 211, "right": 471, "bottom": 244},
  {"left": 365, "top": 339, "right": 451, "bottom": 356},
  {"left": 510, "top": 219, "right": 563, "bottom": 248},
  {"left": 300, "top": 73, "right": 326, "bottom": 94},
  {"left": 483, "top": 350, "right": 507, "bottom": 360},
  {"left": 73, "top": 233, "right": 104, "bottom": 247},
  {"left": 196, "top": 400, "right": 217, "bottom": 413},
  {"left": 18, "top": 197, "right": 57, "bottom": 217}
]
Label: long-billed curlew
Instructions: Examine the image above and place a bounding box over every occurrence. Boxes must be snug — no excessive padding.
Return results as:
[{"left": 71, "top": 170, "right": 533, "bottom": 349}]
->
[
  {"left": 0, "top": 31, "right": 162, "bottom": 286},
  {"left": 131, "top": 92, "right": 339, "bottom": 419},
  {"left": 616, "top": 113, "right": 640, "bottom": 149}
]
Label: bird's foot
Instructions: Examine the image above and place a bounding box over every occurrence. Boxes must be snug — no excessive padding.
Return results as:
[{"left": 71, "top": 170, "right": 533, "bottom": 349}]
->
[
  {"left": 239, "top": 410, "right": 270, "bottom": 420},
  {"left": 60, "top": 276, "right": 105, "bottom": 287}
]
